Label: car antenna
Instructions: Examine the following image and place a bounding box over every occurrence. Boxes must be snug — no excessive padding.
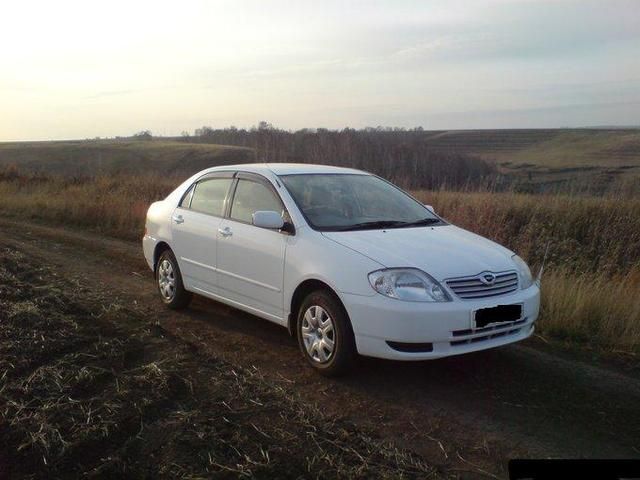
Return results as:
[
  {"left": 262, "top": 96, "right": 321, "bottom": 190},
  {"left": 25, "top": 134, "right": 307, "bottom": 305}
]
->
[{"left": 537, "top": 241, "right": 550, "bottom": 284}]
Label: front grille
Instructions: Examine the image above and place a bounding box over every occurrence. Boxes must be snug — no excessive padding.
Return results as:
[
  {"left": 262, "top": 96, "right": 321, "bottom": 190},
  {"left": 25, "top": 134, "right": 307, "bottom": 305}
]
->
[{"left": 445, "top": 271, "right": 519, "bottom": 299}]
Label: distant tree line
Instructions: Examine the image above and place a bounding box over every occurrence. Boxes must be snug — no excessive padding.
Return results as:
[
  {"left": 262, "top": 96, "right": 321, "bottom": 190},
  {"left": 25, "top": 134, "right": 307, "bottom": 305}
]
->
[
  {"left": 189, "top": 122, "right": 496, "bottom": 189},
  {"left": 132, "top": 130, "right": 153, "bottom": 140}
]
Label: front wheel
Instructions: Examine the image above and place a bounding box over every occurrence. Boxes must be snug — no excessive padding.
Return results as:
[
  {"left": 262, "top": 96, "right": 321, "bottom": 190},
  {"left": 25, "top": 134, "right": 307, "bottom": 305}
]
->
[
  {"left": 297, "top": 290, "right": 356, "bottom": 376},
  {"left": 156, "top": 249, "right": 192, "bottom": 309}
]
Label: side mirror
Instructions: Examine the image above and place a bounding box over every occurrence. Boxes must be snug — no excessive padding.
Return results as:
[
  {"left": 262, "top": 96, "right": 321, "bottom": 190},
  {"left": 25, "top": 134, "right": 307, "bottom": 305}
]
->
[
  {"left": 252, "top": 210, "right": 285, "bottom": 229},
  {"left": 425, "top": 204, "right": 435, "bottom": 214}
]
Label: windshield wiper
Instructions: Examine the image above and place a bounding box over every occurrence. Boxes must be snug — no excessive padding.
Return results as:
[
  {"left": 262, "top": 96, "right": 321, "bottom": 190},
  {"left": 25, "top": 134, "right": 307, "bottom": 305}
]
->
[
  {"left": 397, "top": 217, "right": 440, "bottom": 227},
  {"left": 333, "top": 220, "right": 409, "bottom": 231},
  {"left": 333, "top": 218, "right": 439, "bottom": 231}
]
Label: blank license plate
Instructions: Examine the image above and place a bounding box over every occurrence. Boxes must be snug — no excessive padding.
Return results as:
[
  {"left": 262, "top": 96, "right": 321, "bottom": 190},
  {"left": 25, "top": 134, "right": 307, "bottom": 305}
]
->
[{"left": 474, "top": 304, "right": 522, "bottom": 329}]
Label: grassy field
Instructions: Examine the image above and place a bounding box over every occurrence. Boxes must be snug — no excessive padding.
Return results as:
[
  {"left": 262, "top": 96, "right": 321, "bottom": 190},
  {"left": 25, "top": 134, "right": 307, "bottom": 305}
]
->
[
  {"left": 2, "top": 129, "right": 640, "bottom": 195},
  {"left": 419, "top": 129, "right": 640, "bottom": 194},
  {"left": 0, "top": 139, "right": 254, "bottom": 176},
  {"left": 1, "top": 166, "right": 638, "bottom": 354},
  {"left": 422, "top": 128, "right": 640, "bottom": 168}
]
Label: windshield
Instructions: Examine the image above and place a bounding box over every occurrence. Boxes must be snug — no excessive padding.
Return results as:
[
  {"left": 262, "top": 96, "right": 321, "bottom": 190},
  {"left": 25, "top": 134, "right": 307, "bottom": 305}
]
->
[{"left": 280, "top": 173, "right": 442, "bottom": 231}]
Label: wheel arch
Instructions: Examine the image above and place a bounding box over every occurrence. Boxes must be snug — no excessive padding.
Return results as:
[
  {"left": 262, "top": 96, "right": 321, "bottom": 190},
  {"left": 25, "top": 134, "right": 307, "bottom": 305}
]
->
[
  {"left": 153, "top": 241, "right": 172, "bottom": 273},
  {"left": 287, "top": 279, "right": 351, "bottom": 336}
]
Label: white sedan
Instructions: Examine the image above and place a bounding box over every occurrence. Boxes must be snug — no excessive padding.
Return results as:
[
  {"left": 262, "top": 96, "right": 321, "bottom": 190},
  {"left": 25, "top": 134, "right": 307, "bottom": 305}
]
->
[{"left": 143, "top": 164, "right": 540, "bottom": 375}]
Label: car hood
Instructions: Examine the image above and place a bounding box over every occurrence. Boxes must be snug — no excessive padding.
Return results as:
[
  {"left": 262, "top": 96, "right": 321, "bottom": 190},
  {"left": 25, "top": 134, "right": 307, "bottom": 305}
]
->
[{"left": 322, "top": 225, "right": 515, "bottom": 281}]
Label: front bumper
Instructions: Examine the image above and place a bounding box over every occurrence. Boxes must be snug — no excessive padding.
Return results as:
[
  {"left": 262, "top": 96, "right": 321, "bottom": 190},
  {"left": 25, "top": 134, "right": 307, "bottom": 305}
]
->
[{"left": 342, "top": 284, "right": 540, "bottom": 360}]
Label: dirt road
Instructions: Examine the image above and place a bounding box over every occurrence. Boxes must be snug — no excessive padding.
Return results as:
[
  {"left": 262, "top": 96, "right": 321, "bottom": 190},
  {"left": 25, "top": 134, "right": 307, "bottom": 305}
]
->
[{"left": 1, "top": 218, "right": 638, "bottom": 478}]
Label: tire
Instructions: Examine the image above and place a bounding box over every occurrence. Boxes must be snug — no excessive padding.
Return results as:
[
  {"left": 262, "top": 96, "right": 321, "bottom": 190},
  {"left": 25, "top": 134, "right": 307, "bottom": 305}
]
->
[
  {"left": 156, "top": 249, "right": 192, "bottom": 310},
  {"left": 296, "top": 290, "right": 356, "bottom": 376}
]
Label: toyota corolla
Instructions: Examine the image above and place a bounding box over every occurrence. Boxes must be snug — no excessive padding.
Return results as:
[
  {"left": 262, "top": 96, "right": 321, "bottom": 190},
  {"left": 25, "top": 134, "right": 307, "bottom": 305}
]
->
[{"left": 143, "top": 164, "right": 540, "bottom": 375}]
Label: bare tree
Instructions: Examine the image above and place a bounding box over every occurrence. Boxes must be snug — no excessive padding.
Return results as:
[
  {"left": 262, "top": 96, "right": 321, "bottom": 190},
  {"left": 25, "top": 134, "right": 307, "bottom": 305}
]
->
[
  {"left": 132, "top": 130, "right": 153, "bottom": 141},
  {"left": 191, "top": 123, "right": 497, "bottom": 189}
]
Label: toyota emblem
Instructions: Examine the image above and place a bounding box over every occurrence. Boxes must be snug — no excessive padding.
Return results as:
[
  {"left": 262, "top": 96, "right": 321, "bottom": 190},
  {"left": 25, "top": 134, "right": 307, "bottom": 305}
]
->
[{"left": 480, "top": 272, "right": 496, "bottom": 285}]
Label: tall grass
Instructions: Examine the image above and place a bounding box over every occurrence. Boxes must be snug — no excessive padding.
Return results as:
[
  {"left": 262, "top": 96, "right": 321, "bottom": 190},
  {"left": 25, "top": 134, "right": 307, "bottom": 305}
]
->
[
  {"left": 1, "top": 168, "right": 638, "bottom": 353},
  {"left": 0, "top": 167, "right": 180, "bottom": 240},
  {"left": 540, "top": 268, "right": 640, "bottom": 351},
  {"left": 413, "top": 190, "right": 640, "bottom": 275}
]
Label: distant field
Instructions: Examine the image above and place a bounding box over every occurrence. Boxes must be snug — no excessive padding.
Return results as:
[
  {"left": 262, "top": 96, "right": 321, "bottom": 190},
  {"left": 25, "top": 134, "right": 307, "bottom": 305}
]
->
[
  {"left": 1, "top": 129, "right": 639, "bottom": 193},
  {"left": 422, "top": 128, "right": 640, "bottom": 168},
  {"left": 420, "top": 128, "right": 640, "bottom": 194},
  {"left": 0, "top": 139, "right": 254, "bottom": 177}
]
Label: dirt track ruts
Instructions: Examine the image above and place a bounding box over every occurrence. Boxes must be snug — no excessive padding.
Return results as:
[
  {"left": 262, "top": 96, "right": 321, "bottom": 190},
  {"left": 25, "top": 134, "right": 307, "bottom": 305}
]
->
[{"left": 1, "top": 218, "right": 638, "bottom": 478}]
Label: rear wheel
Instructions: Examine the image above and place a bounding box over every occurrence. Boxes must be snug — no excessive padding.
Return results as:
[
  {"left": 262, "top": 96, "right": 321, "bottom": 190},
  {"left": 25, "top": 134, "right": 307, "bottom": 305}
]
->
[
  {"left": 297, "top": 290, "right": 356, "bottom": 376},
  {"left": 156, "top": 249, "right": 191, "bottom": 309}
]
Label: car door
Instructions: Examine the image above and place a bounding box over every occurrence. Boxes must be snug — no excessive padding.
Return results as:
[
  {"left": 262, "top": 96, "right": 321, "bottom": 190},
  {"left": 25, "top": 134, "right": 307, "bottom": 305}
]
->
[
  {"left": 216, "top": 174, "right": 289, "bottom": 322},
  {"left": 171, "top": 172, "right": 234, "bottom": 293}
]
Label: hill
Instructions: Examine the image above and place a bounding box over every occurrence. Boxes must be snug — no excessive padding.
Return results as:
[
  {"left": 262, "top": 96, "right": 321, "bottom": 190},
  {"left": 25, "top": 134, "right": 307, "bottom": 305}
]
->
[
  {"left": 416, "top": 128, "right": 640, "bottom": 193},
  {"left": 0, "top": 139, "right": 255, "bottom": 177},
  {"left": 421, "top": 128, "right": 640, "bottom": 168}
]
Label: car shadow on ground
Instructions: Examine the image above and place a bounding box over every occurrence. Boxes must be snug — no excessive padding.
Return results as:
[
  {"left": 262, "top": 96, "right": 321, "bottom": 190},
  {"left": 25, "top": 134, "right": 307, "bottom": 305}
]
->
[{"left": 187, "top": 294, "right": 516, "bottom": 381}]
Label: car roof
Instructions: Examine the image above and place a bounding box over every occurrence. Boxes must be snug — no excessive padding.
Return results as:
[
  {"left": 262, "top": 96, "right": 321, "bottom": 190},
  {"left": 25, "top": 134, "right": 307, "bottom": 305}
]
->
[{"left": 203, "top": 163, "right": 367, "bottom": 176}]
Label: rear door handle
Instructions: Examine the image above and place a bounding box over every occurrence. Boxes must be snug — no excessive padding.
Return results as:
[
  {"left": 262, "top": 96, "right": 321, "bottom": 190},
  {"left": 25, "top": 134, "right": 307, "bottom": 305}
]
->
[
  {"left": 172, "top": 214, "right": 184, "bottom": 224},
  {"left": 218, "top": 226, "right": 233, "bottom": 237}
]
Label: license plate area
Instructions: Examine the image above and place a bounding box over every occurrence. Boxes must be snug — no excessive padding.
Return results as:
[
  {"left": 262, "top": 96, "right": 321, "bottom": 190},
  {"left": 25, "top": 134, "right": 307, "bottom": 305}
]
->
[{"left": 474, "top": 304, "right": 522, "bottom": 329}]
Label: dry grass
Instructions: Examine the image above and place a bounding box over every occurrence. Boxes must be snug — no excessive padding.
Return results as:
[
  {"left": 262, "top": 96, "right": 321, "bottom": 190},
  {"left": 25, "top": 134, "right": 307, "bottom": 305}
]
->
[
  {"left": 1, "top": 167, "right": 639, "bottom": 353},
  {"left": 540, "top": 268, "right": 640, "bottom": 352},
  {"left": 0, "top": 167, "right": 179, "bottom": 240},
  {"left": 414, "top": 190, "right": 640, "bottom": 275}
]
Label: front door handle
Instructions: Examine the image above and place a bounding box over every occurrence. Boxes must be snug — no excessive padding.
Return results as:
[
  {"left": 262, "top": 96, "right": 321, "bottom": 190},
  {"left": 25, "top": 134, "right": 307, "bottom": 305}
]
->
[
  {"left": 172, "top": 214, "right": 184, "bottom": 224},
  {"left": 218, "top": 226, "right": 233, "bottom": 237}
]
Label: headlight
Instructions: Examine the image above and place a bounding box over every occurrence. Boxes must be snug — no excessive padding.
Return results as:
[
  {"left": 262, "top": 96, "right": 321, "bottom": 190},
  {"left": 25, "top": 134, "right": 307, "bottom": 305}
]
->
[
  {"left": 512, "top": 255, "right": 533, "bottom": 289},
  {"left": 368, "top": 268, "right": 451, "bottom": 302}
]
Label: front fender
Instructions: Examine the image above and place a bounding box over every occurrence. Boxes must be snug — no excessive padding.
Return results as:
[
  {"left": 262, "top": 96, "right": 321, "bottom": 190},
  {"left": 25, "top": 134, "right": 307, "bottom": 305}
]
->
[{"left": 283, "top": 227, "right": 381, "bottom": 318}]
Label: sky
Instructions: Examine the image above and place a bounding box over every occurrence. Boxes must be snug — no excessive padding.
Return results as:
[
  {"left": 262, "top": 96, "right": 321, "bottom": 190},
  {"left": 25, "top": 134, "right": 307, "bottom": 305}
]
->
[{"left": 1, "top": 0, "right": 639, "bottom": 141}]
